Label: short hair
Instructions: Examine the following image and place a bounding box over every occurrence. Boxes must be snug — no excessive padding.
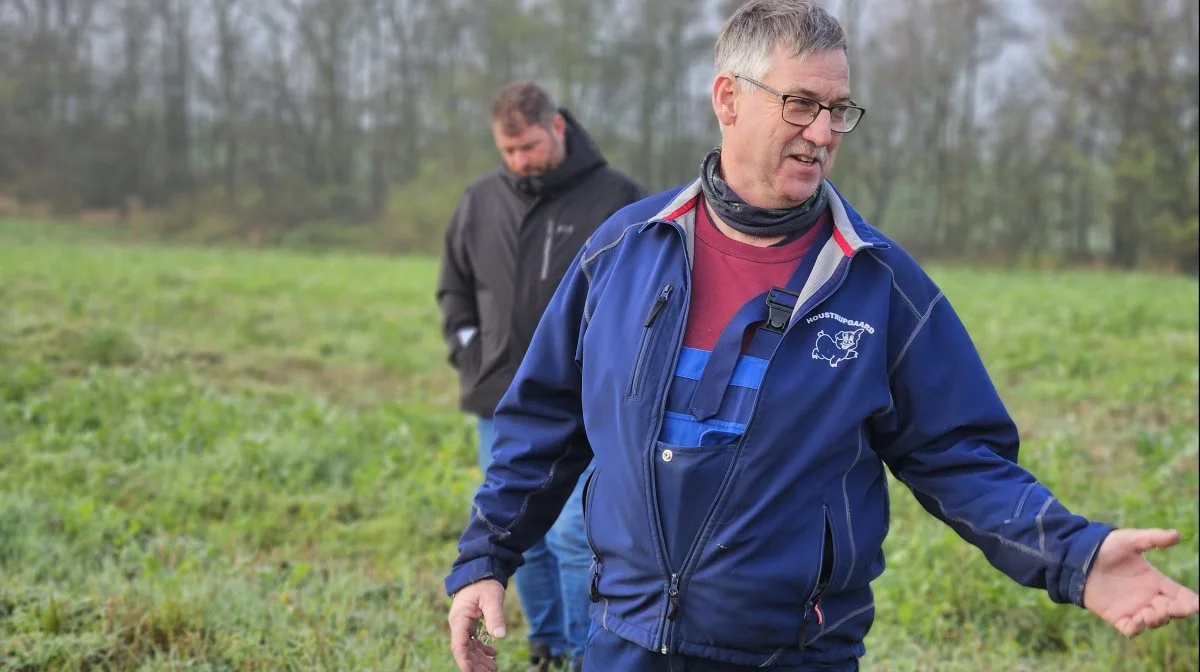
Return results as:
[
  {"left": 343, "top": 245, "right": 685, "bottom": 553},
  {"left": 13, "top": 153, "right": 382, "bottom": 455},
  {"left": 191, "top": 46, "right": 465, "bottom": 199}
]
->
[
  {"left": 490, "top": 81, "right": 559, "bottom": 135},
  {"left": 714, "top": 0, "right": 847, "bottom": 83}
]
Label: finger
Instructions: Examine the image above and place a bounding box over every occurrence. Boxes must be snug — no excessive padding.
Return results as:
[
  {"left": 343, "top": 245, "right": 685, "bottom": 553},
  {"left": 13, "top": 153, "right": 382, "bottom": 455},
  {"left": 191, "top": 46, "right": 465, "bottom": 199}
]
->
[
  {"left": 468, "top": 641, "right": 499, "bottom": 672},
  {"left": 463, "top": 637, "right": 494, "bottom": 664},
  {"left": 1146, "top": 609, "right": 1172, "bottom": 629},
  {"left": 1165, "top": 583, "right": 1200, "bottom": 616},
  {"left": 449, "top": 612, "right": 478, "bottom": 671},
  {"left": 1131, "top": 603, "right": 1168, "bottom": 634},
  {"left": 1187, "top": 592, "right": 1200, "bottom": 615},
  {"left": 1121, "top": 608, "right": 1154, "bottom": 638},
  {"left": 1145, "top": 597, "right": 1174, "bottom": 629},
  {"left": 464, "top": 637, "right": 497, "bottom": 672},
  {"left": 1125, "top": 614, "right": 1147, "bottom": 638},
  {"left": 1128, "top": 528, "right": 1180, "bottom": 553},
  {"left": 1152, "top": 588, "right": 1196, "bottom": 619},
  {"left": 480, "top": 590, "right": 507, "bottom": 639},
  {"left": 471, "top": 638, "right": 498, "bottom": 658}
]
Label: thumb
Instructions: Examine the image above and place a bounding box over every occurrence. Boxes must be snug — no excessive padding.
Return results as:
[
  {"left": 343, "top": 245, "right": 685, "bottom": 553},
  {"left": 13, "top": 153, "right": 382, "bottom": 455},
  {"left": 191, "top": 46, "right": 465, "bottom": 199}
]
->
[
  {"left": 1124, "top": 528, "right": 1180, "bottom": 553},
  {"left": 481, "top": 585, "right": 507, "bottom": 639}
]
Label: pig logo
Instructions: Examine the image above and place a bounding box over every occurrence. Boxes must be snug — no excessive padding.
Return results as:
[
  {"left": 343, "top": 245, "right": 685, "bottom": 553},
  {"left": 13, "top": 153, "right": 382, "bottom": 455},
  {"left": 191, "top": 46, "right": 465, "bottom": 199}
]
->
[{"left": 812, "top": 328, "right": 865, "bottom": 367}]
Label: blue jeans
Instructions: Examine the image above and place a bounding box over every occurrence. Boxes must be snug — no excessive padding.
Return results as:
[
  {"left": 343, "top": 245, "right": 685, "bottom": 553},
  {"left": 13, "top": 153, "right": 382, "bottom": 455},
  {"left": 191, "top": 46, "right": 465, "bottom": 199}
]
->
[{"left": 477, "top": 417, "right": 593, "bottom": 663}]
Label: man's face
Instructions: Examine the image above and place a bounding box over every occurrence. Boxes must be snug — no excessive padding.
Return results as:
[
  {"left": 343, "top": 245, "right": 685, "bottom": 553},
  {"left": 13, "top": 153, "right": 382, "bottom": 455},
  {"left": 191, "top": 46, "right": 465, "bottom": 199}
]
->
[
  {"left": 717, "top": 46, "right": 851, "bottom": 209},
  {"left": 492, "top": 115, "right": 566, "bottom": 177}
]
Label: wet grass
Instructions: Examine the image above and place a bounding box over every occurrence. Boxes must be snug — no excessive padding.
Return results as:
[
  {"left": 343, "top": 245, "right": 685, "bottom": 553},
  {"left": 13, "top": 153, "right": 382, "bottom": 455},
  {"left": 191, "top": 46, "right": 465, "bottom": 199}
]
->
[{"left": 1, "top": 222, "right": 1196, "bottom": 670}]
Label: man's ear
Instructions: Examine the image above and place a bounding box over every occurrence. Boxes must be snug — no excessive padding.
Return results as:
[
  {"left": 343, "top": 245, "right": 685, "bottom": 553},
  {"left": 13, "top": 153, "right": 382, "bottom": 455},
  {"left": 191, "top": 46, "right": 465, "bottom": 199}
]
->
[
  {"left": 712, "top": 73, "right": 739, "bottom": 126},
  {"left": 552, "top": 112, "right": 567, "bottom": 139}
]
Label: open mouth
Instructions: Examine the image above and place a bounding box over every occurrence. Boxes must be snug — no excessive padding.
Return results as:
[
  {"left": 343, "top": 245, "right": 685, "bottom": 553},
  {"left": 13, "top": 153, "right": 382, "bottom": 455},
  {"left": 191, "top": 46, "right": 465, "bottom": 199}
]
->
[{"left": 789, "top": 155, "right": 820, "bottom": 165}]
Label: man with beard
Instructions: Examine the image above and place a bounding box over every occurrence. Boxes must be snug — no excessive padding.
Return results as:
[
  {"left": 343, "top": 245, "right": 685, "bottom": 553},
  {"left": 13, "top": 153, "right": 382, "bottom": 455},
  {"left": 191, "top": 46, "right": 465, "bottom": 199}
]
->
[
  {"left": 436, "top": 80, "right": 644, "bottom": 671},
  {"left": 444, "top": 3, "right": 1199, "bottom": 671}
]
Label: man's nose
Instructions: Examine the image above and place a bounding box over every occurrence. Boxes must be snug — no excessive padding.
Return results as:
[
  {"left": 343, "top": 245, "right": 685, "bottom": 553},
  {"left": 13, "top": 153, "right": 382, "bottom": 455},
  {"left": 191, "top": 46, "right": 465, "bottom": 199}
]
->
[{"left": 802, "top": 109, "right": 834, "bottom": 147}]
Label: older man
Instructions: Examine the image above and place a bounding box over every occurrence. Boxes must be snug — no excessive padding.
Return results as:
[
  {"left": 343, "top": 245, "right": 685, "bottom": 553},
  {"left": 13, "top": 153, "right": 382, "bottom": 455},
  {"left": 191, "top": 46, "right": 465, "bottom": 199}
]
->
[{"left": 444, "top": 2, "right": 1200, "bottom": 671}]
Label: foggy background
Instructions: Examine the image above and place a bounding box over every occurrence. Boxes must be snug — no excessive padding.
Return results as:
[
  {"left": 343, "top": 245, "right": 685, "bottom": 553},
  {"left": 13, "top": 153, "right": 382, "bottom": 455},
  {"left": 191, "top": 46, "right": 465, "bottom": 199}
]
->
[{"left": 0, "top": 0, "right": 1196, "bottom": 272}]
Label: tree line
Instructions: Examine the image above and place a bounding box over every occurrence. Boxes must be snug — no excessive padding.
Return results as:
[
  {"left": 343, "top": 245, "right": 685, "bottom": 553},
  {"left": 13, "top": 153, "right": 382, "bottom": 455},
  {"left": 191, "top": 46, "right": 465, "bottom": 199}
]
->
[{"left": 0, "top": 0, "right": 1195, "bottom": 272}]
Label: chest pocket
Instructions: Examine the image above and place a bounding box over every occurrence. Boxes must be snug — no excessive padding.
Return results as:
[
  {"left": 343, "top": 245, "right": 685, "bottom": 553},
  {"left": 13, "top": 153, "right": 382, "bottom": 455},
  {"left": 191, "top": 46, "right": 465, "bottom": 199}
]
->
[{"left": 653, "top": 234, "right": 826, "bottom": 571}]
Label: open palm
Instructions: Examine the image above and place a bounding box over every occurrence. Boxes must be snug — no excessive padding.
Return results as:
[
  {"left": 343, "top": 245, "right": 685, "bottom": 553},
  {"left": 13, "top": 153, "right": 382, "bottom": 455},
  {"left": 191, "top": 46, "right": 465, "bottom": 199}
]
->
[{"left": 1083, "top": 528, "right": 1200, "bottom": 637}]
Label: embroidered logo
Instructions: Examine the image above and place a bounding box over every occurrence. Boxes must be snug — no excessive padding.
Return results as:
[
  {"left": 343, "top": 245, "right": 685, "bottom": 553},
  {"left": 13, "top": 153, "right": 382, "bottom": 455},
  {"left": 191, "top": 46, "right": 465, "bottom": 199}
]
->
[{"left": 806, "top": 312, "right": 874, "bottom": 368}]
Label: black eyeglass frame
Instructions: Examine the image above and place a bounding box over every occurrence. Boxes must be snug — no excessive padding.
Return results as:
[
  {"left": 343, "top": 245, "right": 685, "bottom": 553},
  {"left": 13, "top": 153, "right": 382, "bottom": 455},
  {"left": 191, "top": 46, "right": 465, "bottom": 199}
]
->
[{"left": 734, "top": 74, "right": 866, "bottom": 134}]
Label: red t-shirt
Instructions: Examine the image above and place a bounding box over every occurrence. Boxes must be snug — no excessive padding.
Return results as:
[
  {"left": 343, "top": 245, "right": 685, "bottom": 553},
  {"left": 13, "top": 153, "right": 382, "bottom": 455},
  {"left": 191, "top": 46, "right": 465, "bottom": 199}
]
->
[{"left": 683, "top": 199, "right": 829, "bottom": 351}]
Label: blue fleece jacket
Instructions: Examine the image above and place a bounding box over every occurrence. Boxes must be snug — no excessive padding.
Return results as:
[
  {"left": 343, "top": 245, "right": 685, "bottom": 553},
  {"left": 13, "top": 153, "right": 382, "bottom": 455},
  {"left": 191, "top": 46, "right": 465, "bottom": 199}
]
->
[{"left": 445, "top": 179, "right": 1113, "bottom": 667}]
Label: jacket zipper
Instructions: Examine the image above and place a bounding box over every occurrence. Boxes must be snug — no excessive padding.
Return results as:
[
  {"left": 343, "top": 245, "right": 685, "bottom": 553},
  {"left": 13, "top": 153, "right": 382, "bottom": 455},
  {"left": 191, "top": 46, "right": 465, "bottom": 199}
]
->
[
  {"left": 660, "top": 571, "right": 681, "bottom": 653},
  {"left": 657, "top": 248, "right": 866, "bottom": 652},
  {"left": 650, "top": 227, "right": 691, "bottom": 657},
  {"left": 539, "top": 218, "right": 554, "bottom": 281},
  {"left": 627, "top": 283, "right": 673, "bottom": 398}
]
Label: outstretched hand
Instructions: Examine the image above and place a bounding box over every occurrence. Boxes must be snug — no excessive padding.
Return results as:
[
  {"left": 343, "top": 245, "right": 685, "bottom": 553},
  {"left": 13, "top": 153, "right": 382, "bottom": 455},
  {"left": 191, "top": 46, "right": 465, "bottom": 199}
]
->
[
  {"left": 448, "top": 579, "right": 507, "bottom": 672},
  {"left": 1083, "top": 528, "right": 1200, "bottom": 638}
]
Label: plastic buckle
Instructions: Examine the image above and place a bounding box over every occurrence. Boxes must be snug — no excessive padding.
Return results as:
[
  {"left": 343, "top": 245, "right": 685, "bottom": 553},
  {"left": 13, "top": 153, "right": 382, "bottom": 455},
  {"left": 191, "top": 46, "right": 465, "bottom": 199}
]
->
[{"left": 763, "top": 287, "right": 798, "bottom": 334}]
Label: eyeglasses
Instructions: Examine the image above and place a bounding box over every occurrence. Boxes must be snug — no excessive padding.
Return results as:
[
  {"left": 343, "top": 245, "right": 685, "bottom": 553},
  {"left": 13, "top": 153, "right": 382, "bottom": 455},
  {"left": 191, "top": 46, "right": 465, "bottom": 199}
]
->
[{"left": 734, "top": 74, "right": 865, "bottom": 134}]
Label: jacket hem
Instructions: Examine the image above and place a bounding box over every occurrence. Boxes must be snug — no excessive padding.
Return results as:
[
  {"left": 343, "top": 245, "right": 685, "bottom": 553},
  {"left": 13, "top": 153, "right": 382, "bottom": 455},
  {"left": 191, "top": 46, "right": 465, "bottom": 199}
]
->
[
  {"left": 676, "top": 638, "right": 865, "bottom": 668},
  {"left": 587, "top": 609, "right": 866, "bottom": 668}
]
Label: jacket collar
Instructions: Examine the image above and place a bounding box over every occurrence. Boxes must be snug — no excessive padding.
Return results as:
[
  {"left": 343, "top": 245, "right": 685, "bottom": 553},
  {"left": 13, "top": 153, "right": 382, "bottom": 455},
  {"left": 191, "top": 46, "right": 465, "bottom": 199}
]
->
[{"left": 642, "top": 178, "right": 889, "bottom": 259}]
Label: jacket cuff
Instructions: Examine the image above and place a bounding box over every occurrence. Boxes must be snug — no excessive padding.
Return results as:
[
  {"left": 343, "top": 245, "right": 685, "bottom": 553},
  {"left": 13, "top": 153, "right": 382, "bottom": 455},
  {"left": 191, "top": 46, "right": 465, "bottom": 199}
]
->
[
  {"left": 1052, "top": 522, "right": 1114, "bottom": 607},
  {"left": 444, "top": 556, "right": 511, "bottom": 597}
]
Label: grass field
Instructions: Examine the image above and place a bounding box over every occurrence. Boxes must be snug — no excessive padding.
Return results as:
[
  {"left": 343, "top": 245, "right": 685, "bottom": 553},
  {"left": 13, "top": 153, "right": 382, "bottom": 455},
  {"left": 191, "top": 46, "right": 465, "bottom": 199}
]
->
[{"left": 1, "top": 217, "right": 1197, "bottom": 671}]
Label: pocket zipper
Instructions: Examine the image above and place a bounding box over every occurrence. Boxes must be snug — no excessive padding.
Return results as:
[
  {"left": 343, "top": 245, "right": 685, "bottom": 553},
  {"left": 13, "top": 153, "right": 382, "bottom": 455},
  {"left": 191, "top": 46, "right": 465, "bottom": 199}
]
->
[
  {"left": 800, "top": 507, "right": 836, "bottom": 649},
  {"left": 645, "top": 285, "right": 671, "bottom": 327},
  {"left": 539, "top": 219, "right": 555, "bottom": 281},
  {"left": 628, "top": 284, "right": 673, "bottom": 398}
]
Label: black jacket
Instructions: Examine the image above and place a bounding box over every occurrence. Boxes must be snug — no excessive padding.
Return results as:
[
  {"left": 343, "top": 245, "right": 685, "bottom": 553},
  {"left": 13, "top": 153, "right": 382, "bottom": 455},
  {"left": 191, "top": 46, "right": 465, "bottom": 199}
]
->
[{"left": 436, "top": 109, "right": 645, "bottom": 417}]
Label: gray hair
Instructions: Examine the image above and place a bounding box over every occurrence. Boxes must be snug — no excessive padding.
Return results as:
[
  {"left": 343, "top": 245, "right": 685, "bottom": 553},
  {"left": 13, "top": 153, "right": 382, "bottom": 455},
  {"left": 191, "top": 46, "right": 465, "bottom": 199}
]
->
[{"left": 714, "top": 0, "right": 847, "bottom": 82}]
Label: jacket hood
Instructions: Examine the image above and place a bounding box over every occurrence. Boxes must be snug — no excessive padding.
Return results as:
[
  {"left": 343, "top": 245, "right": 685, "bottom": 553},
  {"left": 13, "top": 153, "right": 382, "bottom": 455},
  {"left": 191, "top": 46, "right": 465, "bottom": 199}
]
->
[{"left": 502, "top": 108, "right": 608, "bottom": 199}]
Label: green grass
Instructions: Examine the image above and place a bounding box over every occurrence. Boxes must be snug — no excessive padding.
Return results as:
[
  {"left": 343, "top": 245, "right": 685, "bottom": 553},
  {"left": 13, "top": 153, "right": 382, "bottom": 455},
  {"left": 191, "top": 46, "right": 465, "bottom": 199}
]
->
[{"left": 0, "top": 218, "right": 1197, "bottom": 671}]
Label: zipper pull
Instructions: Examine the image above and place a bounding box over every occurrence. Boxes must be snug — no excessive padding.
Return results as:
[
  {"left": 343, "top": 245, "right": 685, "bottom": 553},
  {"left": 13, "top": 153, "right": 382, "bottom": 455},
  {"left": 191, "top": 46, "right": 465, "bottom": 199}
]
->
[
  {"left": 590, "top": 572, "right": 601, "bottom": 602},
  {"left": 644, "top": 284, "right": 673, "bottom": 327},
  {"left": 666, "top": 573, "right": 681, "bottom": 620},
  {"left": 798, "top": 601, "right": 815, "bottom": 649},
  {"left": 590, "top": 556, "right": 603, "bottom": 603}
]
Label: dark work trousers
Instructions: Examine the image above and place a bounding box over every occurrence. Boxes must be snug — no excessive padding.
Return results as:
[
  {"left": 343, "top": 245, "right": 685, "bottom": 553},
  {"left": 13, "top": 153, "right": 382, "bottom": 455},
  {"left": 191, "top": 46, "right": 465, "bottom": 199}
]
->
[{"left": 581, "top": 627, "right": 860, "bottom": 672}]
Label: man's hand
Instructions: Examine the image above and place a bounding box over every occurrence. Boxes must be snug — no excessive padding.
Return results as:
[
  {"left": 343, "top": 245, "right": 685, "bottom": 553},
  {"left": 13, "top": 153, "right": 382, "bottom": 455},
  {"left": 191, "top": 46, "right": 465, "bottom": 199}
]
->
[
  {"left": 1083, "top": 528, "right": 1200, "bottom": 637},
  {"left": 448, "top": 579, "right": 507, "bottom": 672}
]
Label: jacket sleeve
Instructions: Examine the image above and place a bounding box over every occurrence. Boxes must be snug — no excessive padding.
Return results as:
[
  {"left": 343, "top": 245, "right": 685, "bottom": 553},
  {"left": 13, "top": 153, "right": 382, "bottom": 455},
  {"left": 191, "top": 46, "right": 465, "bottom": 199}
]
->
[
  {"left": 435, "top": 193, "right": 479, "bottom": 368},
  {"left": 869, "top": 289, "right": 1112, "bottom": 608},
  {"left": 444, "top": 243, "right": 594, "bottom": 596}
]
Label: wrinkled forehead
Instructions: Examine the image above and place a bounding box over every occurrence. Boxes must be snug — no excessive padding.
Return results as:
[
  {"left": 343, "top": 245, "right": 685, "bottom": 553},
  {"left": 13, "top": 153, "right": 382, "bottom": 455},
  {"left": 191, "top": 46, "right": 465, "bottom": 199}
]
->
[{"left": 766, "top": 46, "right": 852, "bottom": 99}]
